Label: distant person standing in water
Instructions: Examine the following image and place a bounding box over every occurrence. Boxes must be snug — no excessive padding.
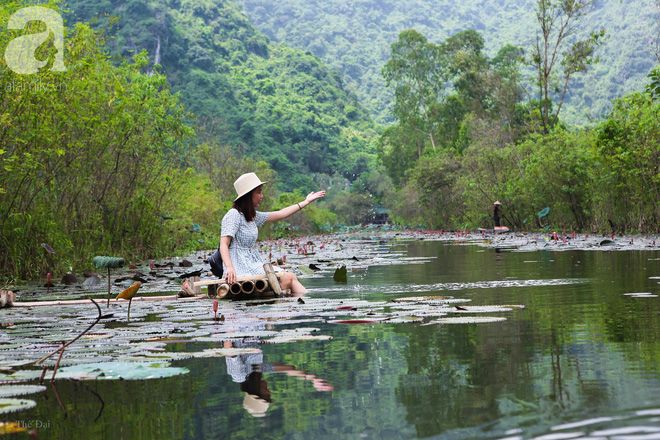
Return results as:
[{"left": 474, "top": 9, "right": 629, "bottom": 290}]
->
[
  {"left": 220, "top": 172, "right": 326, "bottom": 295},
  {"left": 493, "top": 201, "right": 503, "bottom": 227}
]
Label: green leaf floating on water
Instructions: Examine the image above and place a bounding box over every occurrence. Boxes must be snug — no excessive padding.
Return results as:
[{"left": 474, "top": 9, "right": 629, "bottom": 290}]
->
[
  {"left": 93, "top": 256, "right": 125, "bottom": 269},
  {"left": 0, "top": 385, "right": 46, "bottom": 398},
  {"left": 333, "top": 265, "right": 347, "bottom": 283},
  {"left": 57, "top": 361, "right": 189, "bottom": 380},
  {"left": 0, "top": 398, "right": 37, "bottom": 415},
  {"left": 297, "top": 265, "right": 316, "bottom": 275}
]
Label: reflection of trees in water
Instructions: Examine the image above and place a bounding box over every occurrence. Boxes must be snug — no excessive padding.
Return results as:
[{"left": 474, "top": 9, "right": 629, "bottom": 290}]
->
[{"left": 395, "top": 317, "right": 537, "bottom": 437}]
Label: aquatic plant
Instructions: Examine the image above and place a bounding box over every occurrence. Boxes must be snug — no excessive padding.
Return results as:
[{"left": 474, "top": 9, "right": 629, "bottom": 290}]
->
[
  {"left": 116, "top": 281, "right": 142, "bottom": 322},
  {"left": 93, "top": 256, "right": 125, "bottom": 306}
]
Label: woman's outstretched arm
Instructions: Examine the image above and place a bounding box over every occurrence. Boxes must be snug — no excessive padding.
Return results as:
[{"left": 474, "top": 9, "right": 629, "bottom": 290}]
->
[{"left": 265, "top": 191, "right": 326, "bottom": 223}]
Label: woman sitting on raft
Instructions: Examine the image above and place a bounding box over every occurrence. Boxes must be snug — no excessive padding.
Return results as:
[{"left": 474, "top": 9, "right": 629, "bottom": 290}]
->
[{"left": 220, "top": 173, "right": 326, "bottom": 295}]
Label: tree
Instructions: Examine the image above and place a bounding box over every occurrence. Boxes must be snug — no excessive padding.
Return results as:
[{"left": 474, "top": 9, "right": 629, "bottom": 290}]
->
[
  {"left": 525, "top": 0, "right": 606, "bottom": 133},
  {"left": 0, "top": 4, "right": 195, "bottom": 279},
  {"left": 382, "top": 30, "right": 444, "bottom": 152},
  {"left": 652, "top": 0, "right": 660, "bottom": 63}
]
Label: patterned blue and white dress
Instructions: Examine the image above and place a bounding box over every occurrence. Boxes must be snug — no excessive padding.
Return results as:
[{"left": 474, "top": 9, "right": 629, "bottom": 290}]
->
[
  {"left": 225, "top": 341, "right": 275, "bottom": 384},
  {"left": 221, "top": 208, "right": 271, "bottom": 276}
]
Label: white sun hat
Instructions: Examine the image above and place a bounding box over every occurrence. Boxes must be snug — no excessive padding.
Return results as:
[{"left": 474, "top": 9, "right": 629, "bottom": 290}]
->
[
  {"left": 233, "top": 173, "right": 269, "bottom": 201},
  {"left": 243, "top": 393, "right": 270, "bottom": 417}
]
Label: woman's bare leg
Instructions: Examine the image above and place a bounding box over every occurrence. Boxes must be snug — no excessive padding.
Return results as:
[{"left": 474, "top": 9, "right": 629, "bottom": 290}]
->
[{"left": 279, "top": 272, "right": 307, "bottom": 296}]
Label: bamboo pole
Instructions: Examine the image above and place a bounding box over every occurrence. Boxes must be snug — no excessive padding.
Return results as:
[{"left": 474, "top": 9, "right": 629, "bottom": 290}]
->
[
  {"left": 229, "top": 283, "right": 242, "bottom": 295},
  {"left": 193, "top": 272, "right": 285, "bottom": 287},
  {"left": 241, "top": 280, "right": 255, "bottom": 295},
  {"left": 263, "top": 263, "right": 283, "bottom": 296},
  {"left": 216, "top": 283, "right": 230, "bottom": 299},
  {"left": 15, "top": 270, "right": 290, "bottom": 307},
  {"left": 13, "top": 294, "right": 203, "bottom": 307},
  {"left": 254, "top": 279, "right": 268, "bottom": 292}
]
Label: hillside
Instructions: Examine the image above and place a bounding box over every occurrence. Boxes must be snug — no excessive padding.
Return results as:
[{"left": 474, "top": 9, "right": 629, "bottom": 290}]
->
[
  {"left": 64, "top": 0, "right": 379, "bottom": 191},
  {"left": 237, "top": 0, "right": 659, "bottom": 125}
]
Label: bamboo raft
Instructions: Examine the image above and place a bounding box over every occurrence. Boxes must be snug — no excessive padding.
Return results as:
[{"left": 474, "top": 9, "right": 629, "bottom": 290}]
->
[
  {"left": 193, "top": 263, "right": 288, "bottom": 300},
  {"left": 7, "top": 263, "right": 290, "bottom": 308}
]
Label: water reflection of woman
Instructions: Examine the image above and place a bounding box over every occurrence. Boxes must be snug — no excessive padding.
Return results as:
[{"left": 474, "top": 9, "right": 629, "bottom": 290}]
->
[
  {"left": 240, "top": 370, "right": 272, "bottom": 417},
  {"left": 224, "top": 340, "right": 333, "bottom": 418}
]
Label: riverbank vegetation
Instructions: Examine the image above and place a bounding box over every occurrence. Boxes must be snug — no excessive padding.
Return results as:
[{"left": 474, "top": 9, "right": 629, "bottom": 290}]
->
[{"left": 378, "top": 1, "right": 660, "bottom": 234}]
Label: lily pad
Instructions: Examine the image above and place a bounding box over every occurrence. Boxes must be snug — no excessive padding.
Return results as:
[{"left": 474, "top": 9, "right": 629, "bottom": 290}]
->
[
  {"left": 392, "top": 296, "right": 455, "bottom": 303},
  {"left": 328, "top": 319, "right": 381, "bottom": 324},
  {"left": 449, "top": 306, "right": 513, "bottom": 313},
  {"left": 93, "top": 256, "right": 125, "bottom": 269},
  {"left": 425, "top": 316, "right": 507, "bottom": 324},
  {"left": 383, "top": 316, "right": 425, "bottom": 324},
  {"left": 297, "top": 265, "right": 317, "bottom": 275},
  {"left": 0, "top": 398, "right": 37, "bottom": 414},
  {"left": 265, "top": 334, "right": 333, "bottom": 343},
  {"left": 57, "top": 361, "right": 189, "bottom": 380},
  {"left": 333, "top": 265, "right": 347, "bottom": 283},
  {"left": 192, "top": 347, "right": 262, "bottom": 358},
  {"left": 0, "top": 385, "right": 46, "bottom": 398}
]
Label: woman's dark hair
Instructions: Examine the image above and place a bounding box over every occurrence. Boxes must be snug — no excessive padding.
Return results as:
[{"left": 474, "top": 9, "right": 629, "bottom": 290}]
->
[
  {"left": 240, "top": 371, "right": 272, "bottom": 402},
  {"left": 234, "top": 190, "right": 256, "bottom": 222}
]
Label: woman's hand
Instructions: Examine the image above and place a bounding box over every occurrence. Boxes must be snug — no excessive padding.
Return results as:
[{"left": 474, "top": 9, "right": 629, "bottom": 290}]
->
[
  {"left": 266, "top": 190, "right": 328, "bottom": 223},
  {"left": 225, "top": 268, "right": 236, "bottom": 284},
  {"left": 305, "top": 190, "right": 326, "bottom": 204}
]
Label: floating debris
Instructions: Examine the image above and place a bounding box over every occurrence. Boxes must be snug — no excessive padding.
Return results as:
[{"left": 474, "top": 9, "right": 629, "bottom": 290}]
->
[{"left": 0, "top": 421, "right": 27, "bottom": 434}]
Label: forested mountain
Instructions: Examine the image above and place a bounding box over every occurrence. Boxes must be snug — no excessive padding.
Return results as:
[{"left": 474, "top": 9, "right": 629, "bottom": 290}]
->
[
  {"left": 65, "top": 0, "right": 379, "bottom": 191},
  {"left": 238, "top": 0, "right": 659, "bottom": 125}
]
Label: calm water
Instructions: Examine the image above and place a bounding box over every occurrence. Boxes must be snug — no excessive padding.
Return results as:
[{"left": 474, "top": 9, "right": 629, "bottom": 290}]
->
[{"left": 7, "top": 239, "right": 660, "bottom": 439}]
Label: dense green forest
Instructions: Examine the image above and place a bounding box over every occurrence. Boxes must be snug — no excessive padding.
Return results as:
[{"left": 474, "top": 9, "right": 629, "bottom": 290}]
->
[
  {"left": 64, "top": 0, "right": 380, "bottom": 193},
  {"left": 0, "top": 0, "right": 386, "bottom": 281},
  {"left": 374, "top": 0, "right": 660, "bottom": 233},
  {"left": 238, "top": 0, "right": 658, "bottom": 126}
]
